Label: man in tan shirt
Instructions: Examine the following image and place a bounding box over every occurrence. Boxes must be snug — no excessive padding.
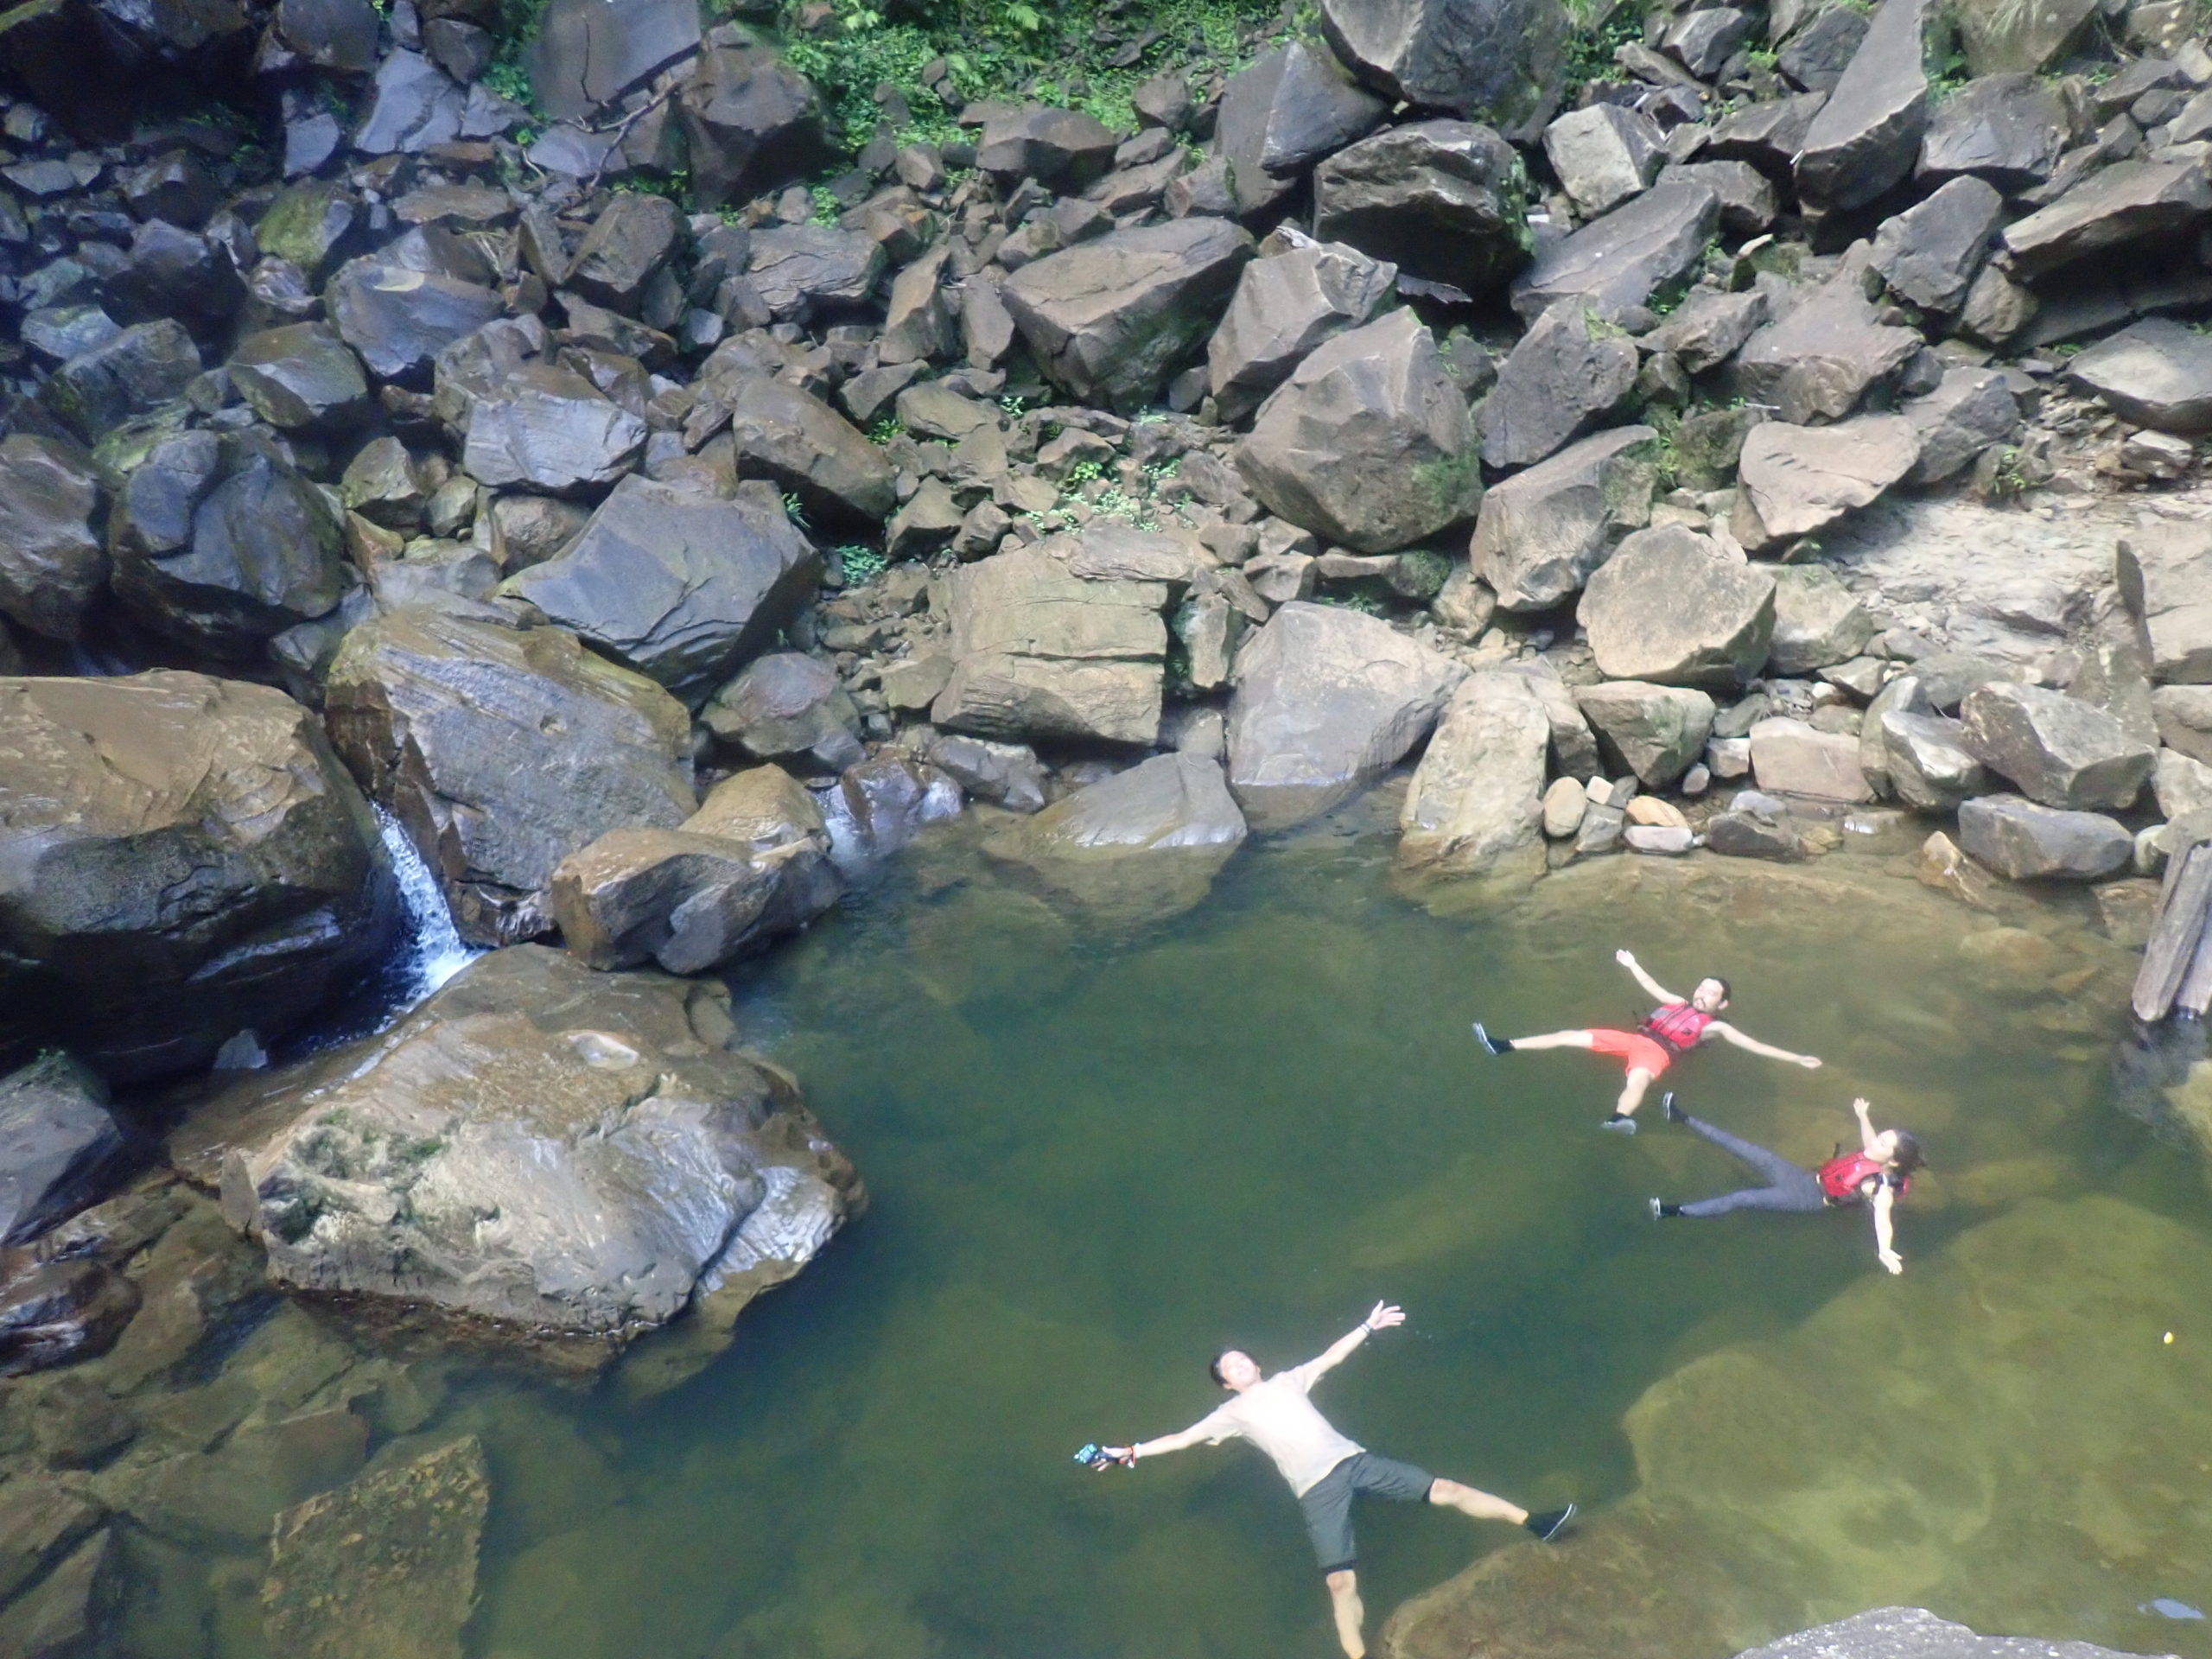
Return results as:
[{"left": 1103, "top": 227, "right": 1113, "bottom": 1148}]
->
[{"left": 1098, "top": 1302, "right": 1573, "bottom": 1659}]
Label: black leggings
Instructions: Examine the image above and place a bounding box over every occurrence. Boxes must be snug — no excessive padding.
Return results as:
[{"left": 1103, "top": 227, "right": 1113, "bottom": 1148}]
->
[{"left": 1675, "top": 1113, "right": 1825, "bottom": 1217}]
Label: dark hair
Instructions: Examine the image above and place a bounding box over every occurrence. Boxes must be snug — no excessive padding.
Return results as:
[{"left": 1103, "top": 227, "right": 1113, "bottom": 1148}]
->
[
  {"left": 1887, "top": 1131, "right": 1926, "bottom": 1176},
  {"left": 1209, "top": 1351, "right": 1237, "bottom": 1387},
  {"left": 1710, "top": 977, "right": 1732, "bottom": 1004}
]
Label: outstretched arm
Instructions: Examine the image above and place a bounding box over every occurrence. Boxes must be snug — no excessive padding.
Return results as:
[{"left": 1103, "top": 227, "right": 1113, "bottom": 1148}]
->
[
  {"left": 1111, "top": 1422, "right": 1213, "bottom": 1463},
  {"left": 1851, "top": 1096, "right": 1884, "bottom": 1158},
  {"left": 1303, "top": 1301, "right": 1406, "bottom": 1383},
  {"left": 1871, "top": 1185, "right": 1903, "bottom": 1274},
  {"left": 1614, "top": 949, "right": 1681, "bottom": 1007},
  {"left": 1707, "top": 1021, "right": 1821, "bottom": 1069}
]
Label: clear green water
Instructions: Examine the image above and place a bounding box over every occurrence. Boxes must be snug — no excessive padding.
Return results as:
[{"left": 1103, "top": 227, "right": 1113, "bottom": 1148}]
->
[{"left": 213, "top": 821, "right": 2212, "bottom": 1658}]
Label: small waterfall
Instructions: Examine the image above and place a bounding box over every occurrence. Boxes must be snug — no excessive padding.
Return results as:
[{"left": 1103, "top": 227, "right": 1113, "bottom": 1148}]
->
[{"left": 375, "top": 806, "right": 479, "bottom": 1007}]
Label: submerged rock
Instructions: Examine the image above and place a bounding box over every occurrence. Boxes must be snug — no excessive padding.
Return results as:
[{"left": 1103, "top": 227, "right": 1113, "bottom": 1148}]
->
[
  {"left": 1737, "top": 1608, "right": 2171, "bottom": 1659},
  {"left": 0, "top": 1053, "right": 124, "bottom": 1248},
  {"left": 986, "top": 752, "right": 1247, "bottom": 920},
  {"left": 208, "top": 946, "right": 862, "bottom": 1355},
  {"left": 0, "top": 672, "right": 397, "bottom": 1083}
]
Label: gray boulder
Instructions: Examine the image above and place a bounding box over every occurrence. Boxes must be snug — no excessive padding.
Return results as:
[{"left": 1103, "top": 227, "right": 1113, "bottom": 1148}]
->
[
  {"left": 0, "top": 672, "right": 396, "bottom": 1082},
  {"left": 1003, "top": 219, "right": 1255, "bottom": 414},
  {"left": 1880, "top": 707, "right": 1992, "bottom": 809},
  {"left": 228, "top": 323, "right": 372, "bottom": 432},
  {"left": 1776, "top": 5, "right": 1866, "bottom": 92},
  {"left": 1736, "top": 1607, "right": 2167, "bottom": 1659},
  {"left": 1950, "top": 0, "right": 2096, "bottom": 73},
  {"left": 1767, "top": 563, "right": 1875, "bottom": 672},
  {"left": 1658, "top": 159, "right": 1779, "bottom": 236},
  {"left": 677, "top": 45, "right": 833, "bottom": 213},
  {"left": 462, "top": 364, "right": 648, "bottom": 493},
  {"left": 1310, "top": 120, "right": 1534, "bottom": 296},
  {"left": 1479, "top": 301, "right": 1638, "bottom": 469},
  {"left": 919, "top": 733, "right": 1049, "bottom": 813},
  {"left": 0, "top": 1053, "right": 124, "bottom": 1245},
  {"left": 931, "top": 543, "right": 1169, "bottom": 746},
  {"left": 1236, "top": 308, "right": 1482, "bottom": 553},
  {"left": 977, "top": 105, "right": 1121, "bottom": 191},
  {"left": 2067, "top": 319, "right": 2212, "bottom": 434},
  {"left": 1643, "top": 286, "right": 1770, "bottom": 374},
  {"left": 1868, "top": 175, "right": 2002, "bottom": 311},
  {"left": 2118, "top": 522, "right": 2212, "bottom": 683},
  {"left": 327, "top": 259, "right": 503, "bottom": 384},
  {"left": 2155, "top": 747, "right": 2212, "bottom": 819},
  {"left": 1916, "top": 73, "right": 2066, "bottom": 190},
  {"left": 1216, "top": 42, "right": 1389, "bottom": 210},
  {"left": 43, "top": 321, "right": 200, "bottom": 441},
  {"left": 1542, "top": 104, "right": 1665, "bottom": 218},
  {"left": 1665, "top": 4, "right": 1753, "bottom": 75},
  {"left": 1731, "top": 415, "right": 1921, "bottom": 552},
  {"left": 104, "top": 221, "right": 243, "bottom": 331},
  {"left": 567, "top": 191, "right": 685, "bottom": 311},
  {"left": 718, "top": 374, "right": 897, "bottom": 524},
  {"left": 1207, "top": 234, "right": 1398, "bottom": 424},
  {"left": 1703, "top": 91, "right": 1828, "bottom": 175},
  {"left": 1959, "top": 680, "right": 2156, "bottom": 809},
  {"left": 1730, "top": 279, "right": 1923, "bottom": 424},
  {"left": 109, "top": 434, "right": 348, "bottom": 658},
  {"left": 1226, "top": 601, "right": 1465, "bottom": 828},
  {"left": 1904, "top": 365, "right": 2018, "bottom": 483},
  {"left": 1794, "top": 0, "right": 1930, "bottom": 214},
  {"left": 1957, "top": 794, "right": 2132, "bottom": 880},
  {"left": 986, "top": 752, "right": 1248, "bottom": 918},
  {"left": 1580, "top": 524, "right": 1776, "bottom": 687},
  {"left": 1574, "top": 681, "right": 1717, "bottom": 786},
  {"left": 1397, "top": 670, "right": 1550, "bottom": 884},
  {"left": 701, "top": 651, "right": 862, "bottom": 772},
  {"left": 254, "top": 181, "right": 359, "bottom": 282},
  {"left": 353, "top": 48, "right": 466, "bottom": 153},
  {"left": 1319, "top": 0, "right": 1569, "bottom": 139},
  {"left": 326, "top": 608, "right": 695, "bottom": 944},
  {"left": 2155, "top": 683, "right": 2212, "bottom": 763},
  {"left": 1468, "top": 424, "right": 1656, "bottom": 611},
  {"left": 0, "top": 435, "right": 105, "bottom": 641},
  {"left": 1508, "top": 180, "right": 1719, "bottom": 322},
  {"left": 213, "top": 945, "right": 858, "bottom": 1349},
  {"left": 504, "top": 477, "right": 818, "bottom": 704},
  {"left": 1748, "top": 715, "right": 1872, "bottom": 801},
  {"left": 745, "top": 224, "right": 887, "bottom": 321},
  {"left": 530, "top": 0, "right": 700, "bottom": 119},
  {"left": 828, "top": 753, "right": 964, "bottom": 860},
  {"left": 2000, "top": 151, "right": 2212, "bottom": 276}
]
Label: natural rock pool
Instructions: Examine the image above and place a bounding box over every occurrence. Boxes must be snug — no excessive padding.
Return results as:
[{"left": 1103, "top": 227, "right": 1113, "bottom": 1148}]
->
[{"left": 63, "top": 807, "right": 2212, "bottom": 1658}]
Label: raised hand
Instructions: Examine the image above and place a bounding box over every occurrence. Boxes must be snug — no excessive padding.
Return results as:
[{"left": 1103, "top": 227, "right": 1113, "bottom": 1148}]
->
[
  {"left": 1363, "top": 1301, "right": 1406, "bottom": 1332},
  {"left": 1614, "top": 948, "right": 1637, "bottom": 968}
]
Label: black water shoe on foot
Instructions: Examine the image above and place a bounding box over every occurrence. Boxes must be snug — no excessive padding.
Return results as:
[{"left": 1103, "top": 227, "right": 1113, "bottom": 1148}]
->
[
  {"left": 1472, "top": 1023, "right": 1512, "bottom": 1056},
  {"left": 1601, "top": 1113, "right": 1637, "bottom": 1135},
  {"left": 1650, "top": 1200, "right": 1681, "bottom": 1219},
  {"left": 1662, "top": 1092, "right": 1684, "bottom": 1124},
  {"left": 1526, "top": 1503, "right": 1575, "bottom": 1542}
]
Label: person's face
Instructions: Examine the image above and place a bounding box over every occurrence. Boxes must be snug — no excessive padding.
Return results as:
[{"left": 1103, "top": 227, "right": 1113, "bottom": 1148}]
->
[
  {"left": 1872, "top": 1128, "right": 1901, "bottom": 1164},
  {"left": 1215, "top": 1351, "right": 1262, "bottom": 1389},
  {"left": 1691, "top": 978, "right": 1729, "bottom": 1013}
]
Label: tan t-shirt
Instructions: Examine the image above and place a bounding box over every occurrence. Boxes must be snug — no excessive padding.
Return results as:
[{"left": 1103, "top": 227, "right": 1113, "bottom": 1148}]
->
[{"left": 1185, "top": 1358, "right": 1363, "bottom": 1497}]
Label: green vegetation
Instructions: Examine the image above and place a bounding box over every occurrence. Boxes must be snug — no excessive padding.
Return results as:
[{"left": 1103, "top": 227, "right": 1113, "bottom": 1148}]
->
[
  {"left": 810, "top": 183, "right": 845, "bottom": 224},
  {"left": 1562, "top": 0, "right": 1643, "bottom": 86},
  {"left": 1062, "top": 459, "right": 1107, "bottom": 485},
  {"left": 837, "top": 543, "right": 889, "bottom": 582},
  {"left": 782, "top": 492, "right": 813, "bottom": 531},
  {"left": 866, "top": 414, "right": 906, "bottom": 443}
]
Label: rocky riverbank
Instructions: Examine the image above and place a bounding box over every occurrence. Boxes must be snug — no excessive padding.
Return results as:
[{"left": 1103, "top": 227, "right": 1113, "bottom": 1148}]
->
[{"left": 6, "top": 0, "right": 2212, "bottom": 1643}]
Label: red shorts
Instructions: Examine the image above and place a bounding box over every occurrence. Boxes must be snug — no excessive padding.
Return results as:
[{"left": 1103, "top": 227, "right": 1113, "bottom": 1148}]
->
[{"left": 1588, "top": 1029, "right": 1674, "bottom": 1077}]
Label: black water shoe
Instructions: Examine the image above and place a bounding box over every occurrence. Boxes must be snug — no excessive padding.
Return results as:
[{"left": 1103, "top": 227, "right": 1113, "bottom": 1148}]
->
[
  {"left": 1649, "top": 1199, "right": 1681, "bottom": 1219},
  {"left": 1472, "top": 1023, "right": 1512, "bottom": 1056},
  {"left": 1526, "top": 1503, "right": 1575, "bottom": 1542},
  {"left": 1600, "top": 1113, "right": 1637, "bottom": 1135},
  {"left": 1662, "top": 1092, "right": 1684, "bottom": 1124}
]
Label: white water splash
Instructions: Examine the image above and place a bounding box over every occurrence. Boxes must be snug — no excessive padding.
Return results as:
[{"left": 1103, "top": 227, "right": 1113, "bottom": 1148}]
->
[{"left": 375, "top": 806, "right": 479, "bottom": 1006}]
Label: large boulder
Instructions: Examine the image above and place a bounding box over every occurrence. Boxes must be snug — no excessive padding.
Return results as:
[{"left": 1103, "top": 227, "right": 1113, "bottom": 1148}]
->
[
  {"left": 0, "top": 434, "right": 105, "bottom": 641},
  {"left": 1916, "top": 73, "right": 2066, "bottom": 191},
  {"left": 2118, "top": 522, "right": 2212, "bottom": 683},
  {"left": 1574, "top": 681, "right": 1716, "bottom": 786},
  {"left": 1507, "top": 180, "right": 1719, "bottom": 322},
  {"left": 42, "top": 320, "right": 200, "bottom": 440},
  {"left": 701, "top": 652, "right": 862, "bottom": 772},
  {"left": 977, "top": 105, "right": 1121, "bottom": 191},
  {"left": 108, "top": 431, "right": 349, "bottom": 658},
  {"left": 461, "top": 364, "right": 648, "bottom": 493},
  {"left": 1001, "top": 219, "right": 1255, "bottom": 414},
  {"left": 1216, "top": 42, "right": 1389, "bottom": 210},
  {"left": 1469, "top": 425, "right": 1656, "bottom": 612},
  {"left": 1479, "top": 301, "right": 1639, "bottom": 470},
  {"left": 1868, "top": 175, "right": 2002, "bottom": 312},
  {"left": 1738, "top": 1609, "right": 2161, "bottom": 1659},
  {"left": 326, "top": 259, "right": 503, "bottom": 384},
  {"left": 1879, "top": 706, "right": 1992, "bottom": 810},
  {"left": 0, "top": 1053, "right": 124, "bottom": 1246},
  {"left": 1767, "top": 563, "right": 1875, "bottom": 673},
  {"left": 1956, "top": 794, "right": 2132, "bottom": 880},
  {"left": 1951, "top": 0, "right": 2096, "bottom": 73},
  {"left": 1318, "top": 0, "right": 1569, "bottom": 140},
  {"left": 529, "top": 0, "right": 700, "bottom": 119},
  {"left": 1580, "top": 525, "right": 1776, "bottom": 687},
  {"left": 208, "top": 945, "right": 861, "bottom": 1352},
  {"left": 1903, "top": 366, "right": 2018, "bottom": 484},
  {"left": 931, "top": 543, "right": 1169, "bottom": 746},
  {"left": 2000, "top": 151, "right": 2212, "bottom": 276},
  {"left": 502, "top": 477, "right": 818, "bottom": 704},
  {"left": 1958, "top": 680, "right": 2155, "bottom": 810},
  {"left": 1225, "top": 601, "right": 1465, "bottom": 828},
  {"left": 715, "top": 374, "right": 896, "bottom": 525},
  {"left": 1543, "top": 104, "right": 1665, "bottom": 218},
  {"left": 2067, "top": 320, "right": 2212, "bottom": 435},
  {"left": 1234, "top": 308, "right": 1481, "bottom": 553},
  {"left": 0, "top": 672, "right": 397, "bottom": 1082},
  {"left": 744, "top": 225, "right": 886, "bottom": 321},
  {"left": 985, "top": 752, "right": 1248, "bottom": 918},
  {"left": 1730, "top": 281, "right": 1923, "bottom": 425},
  {"left": 1731, "top": 416, "right": 1922, "bottom": 553},
  {"left": 677, "top": 46, "right": 831, "bottom": 213},
  {"left": 1794, "top": 0, "right": 1931, "bottom": 215},
  {"left": 1310, "top": 120, "right": 1534, "bottom": 296},
  {"left": 326, "top": 608, "right": 695, "bottom": 944},
  {"left": 1748, "top": 715, "right": 1874, "bottom": 801},
  {"left": 2154, "top": 684, "right": 2212, "bottom": 763},
  {"left": 567, "top": 193, "right": 685, "bottom": 313},
  {"left": 1206, "top": 234, "right": 1397, "bottom": 424},
  {"left": 1397, "top": 670, "right": 1550, "bottom": 885},
  {"left": 227, "top": 323, "right": 372, "bottom": 433}
]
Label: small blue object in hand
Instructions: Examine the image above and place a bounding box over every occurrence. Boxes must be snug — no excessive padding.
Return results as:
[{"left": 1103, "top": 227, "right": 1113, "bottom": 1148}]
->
[{"left": 1072, "top": 1443, "right": 1129, "bottom": 1470}]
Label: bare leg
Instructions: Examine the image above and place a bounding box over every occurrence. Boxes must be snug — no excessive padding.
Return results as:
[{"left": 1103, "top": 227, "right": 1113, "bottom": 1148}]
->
[
  {"left": 1427, "top": 1478, "right": 1528, "bottom": 1526},
  {"left": 1501, "top": 1031, "right": 1597, "bottom": 1052},
  {"left": 1615, "top": 1067, "right": 1656, "bottom": 1117},
  {"left": 1325, "top": 1569, "right": 1365, "bottom": 1659}
]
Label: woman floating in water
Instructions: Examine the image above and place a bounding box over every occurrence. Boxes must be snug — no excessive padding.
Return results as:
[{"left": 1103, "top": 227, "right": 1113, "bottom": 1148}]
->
[
  {"left": 1649, "top": 1096, "right": 1925, "bottom": 1274},
  {"left": 1473, "top": 949, "right": 1822, "bottom": 1133}
]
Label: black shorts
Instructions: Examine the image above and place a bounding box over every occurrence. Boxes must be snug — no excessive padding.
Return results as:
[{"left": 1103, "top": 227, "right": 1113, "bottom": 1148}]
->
[{"left": 1296, "top": 1452, "right": 1436, "bottom": 1573}]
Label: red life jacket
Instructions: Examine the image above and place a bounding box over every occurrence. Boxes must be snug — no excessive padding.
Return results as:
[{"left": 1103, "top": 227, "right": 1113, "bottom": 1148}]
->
[
  {"left": 1639, "top": 1002, "right": 1713, "bottom": 1054},
  {"left": 1818, "top": 1151, "right": 1908, "bottom": 1205}
]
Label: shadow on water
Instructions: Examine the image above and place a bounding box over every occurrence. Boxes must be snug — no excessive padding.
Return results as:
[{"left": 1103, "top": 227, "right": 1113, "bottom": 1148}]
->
[{"left": 105, "top": 818, "right": 2212, "bottom": 1659}]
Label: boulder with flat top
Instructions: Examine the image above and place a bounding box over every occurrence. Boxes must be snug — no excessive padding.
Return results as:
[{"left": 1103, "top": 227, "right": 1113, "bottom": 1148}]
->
[
  {"left": 1958, "top": 680, "right": 2155, "bottom": 810},
  {"left": 1580, "top": 526, "right": 1776, "bottom": 688},
  {"left": 1397, "top": 671, "right": 1551, "bottom": 884},
  {"left": 1470, "top": 426, "right": 1656, "bottom": 613}
]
